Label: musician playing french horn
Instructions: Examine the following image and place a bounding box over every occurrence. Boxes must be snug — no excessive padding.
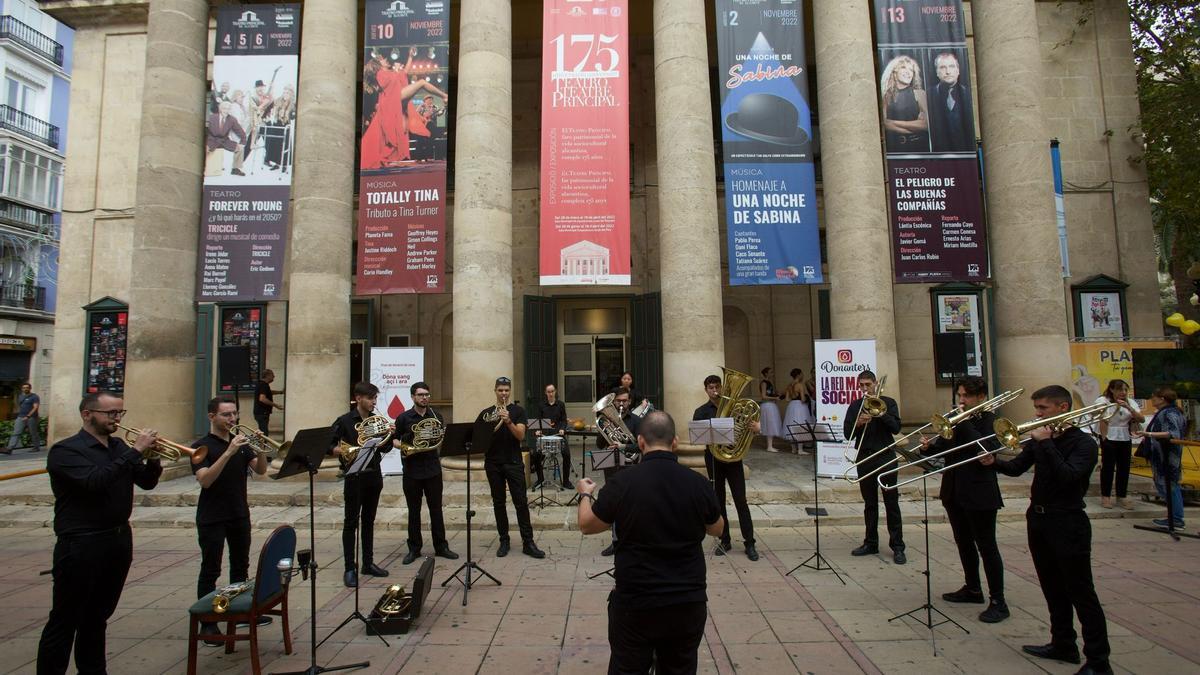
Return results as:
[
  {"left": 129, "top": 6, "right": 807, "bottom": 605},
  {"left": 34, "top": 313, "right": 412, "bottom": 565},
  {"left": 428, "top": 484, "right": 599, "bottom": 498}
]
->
[
  {"left": 394, "top": 381, "right": 458, "bottom": 565},
  {"left": 192, "top": 396, "right": 271, "bottom": 645},
  {"left": 693, "top": 374, "right": 760, "bottom": 562},
  {"left": 330, "top": 381, "right": 395, "bottom": 588},
  {"left": 478, "top": 377, "right": 545, "bottom": 559},
  {"left": 844, "top": 370, "right": 906, "bottom": 564}
]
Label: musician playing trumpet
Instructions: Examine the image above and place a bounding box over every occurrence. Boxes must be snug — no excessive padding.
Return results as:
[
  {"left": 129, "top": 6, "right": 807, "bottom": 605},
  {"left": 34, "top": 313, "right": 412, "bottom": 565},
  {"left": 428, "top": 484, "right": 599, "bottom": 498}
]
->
[
  {"left": 394, "top": 381, "right": 458, "bottom": 564},
  {"left": 844, "top": 370, "right": 906, "bottom": 564},
  {"left": 979, "top": 385, "right": 1111, "bottom": 675},
  {"left": 478, "top": 377, "right": 545, "bottom": 559},
  {"left": 191, "top": 396, "right": 270, "bottom": 645}
]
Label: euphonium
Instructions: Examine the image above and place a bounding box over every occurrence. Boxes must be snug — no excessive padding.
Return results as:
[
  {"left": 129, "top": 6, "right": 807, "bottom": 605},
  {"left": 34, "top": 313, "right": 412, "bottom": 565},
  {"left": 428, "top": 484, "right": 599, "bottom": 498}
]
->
[
  {"left": 592, "top": 393, "right": 635, "bottom": 447},
  {"left": 116, "top": 424, "right": 206, "bottom": 463},
  {"left": 230, "top": 423, "right": 291, "bottom": 459},
  {"left": 400, "top": 416, "right": 445, "bottom": 457},
  {"left": 709, "top": 367, "right": 761, "bottom": 464},
  {"left": 213, "top": 580, "right": 253, "bottom": 613}
]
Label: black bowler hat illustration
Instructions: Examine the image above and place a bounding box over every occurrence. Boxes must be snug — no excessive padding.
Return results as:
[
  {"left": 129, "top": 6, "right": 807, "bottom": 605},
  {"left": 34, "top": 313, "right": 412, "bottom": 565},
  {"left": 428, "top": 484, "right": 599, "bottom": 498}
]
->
[{"left": 725, "top": 93, "right": 811, "bottom": 146}]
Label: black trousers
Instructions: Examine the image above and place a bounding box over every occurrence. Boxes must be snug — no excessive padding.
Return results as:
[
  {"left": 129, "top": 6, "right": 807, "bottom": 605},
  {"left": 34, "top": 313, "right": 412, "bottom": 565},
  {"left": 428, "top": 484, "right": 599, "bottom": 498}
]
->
[
  {"left": 403, "top": 474, "right": 447, "bottom": 552},
  {"left": 533, "top": 443, "right": 572, "bottom": 488},
  {"left": 343, "top": 470, "right": 384, "bottom": 570},
  {"left": 485, "top": 460, "right": 534, "bottom": 543},
  {"left": 1100, "top": 439, "right": 1132, "bottom": 498},
  {"left": 1027, "top": 510, "right": 1110, "bottom": 664},
  {"left": 944, "top": 502, "right": 1003, "bottom": 599},
  {"left": 196, "top": 517, "right": 252, "bottom": 599},
  {"left": 37, "top": 527, "right": 133, "bottom": 675},
  {"left": 608, "top": 601, "right": 707, "bottom": 675},
  {"left": 704, "top": 454, "right": 755, "bottom": 546},
  {"left": 859, "top": 466, "right": 904, "bottom": 551},
  {"left": 254, "top": 414, "right": 270, "bottom": 434}
]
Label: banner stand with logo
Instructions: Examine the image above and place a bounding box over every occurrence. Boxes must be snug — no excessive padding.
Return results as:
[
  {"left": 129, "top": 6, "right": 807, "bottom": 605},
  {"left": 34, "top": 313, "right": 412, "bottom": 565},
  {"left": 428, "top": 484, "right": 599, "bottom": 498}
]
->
[
  {"left": 370, "top": 346, "right": 424, "bottom": 475},
  {"left": 813, "top": 339, "right": 876, "bottom": 478}
]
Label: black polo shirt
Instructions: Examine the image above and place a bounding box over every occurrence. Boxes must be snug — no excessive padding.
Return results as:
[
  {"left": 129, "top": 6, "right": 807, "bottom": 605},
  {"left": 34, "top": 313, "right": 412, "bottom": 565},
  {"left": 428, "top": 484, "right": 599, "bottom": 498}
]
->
[
  {"left": 994, "top": 426, "right": 1098, "bottom": 511},
  {"left": 254, "top": 380, "right": 273, "bottom": 416},
  {"left": 395, "top": 407, "right": 444, "bottom": 481},
  {"left": 330, "top": 408, "right": 394, "bottom": 474},
  {"left": 47, "top": 429, "right": 163, "bottom": 536},
  {"left": 591, "top": 451, "right": 721, "bottom": 610},
  {"left": 478, "top": 403, "right": 527, "bottom": 464},
  {"left": 191, "top": 433, "right": 256, "bottom": 525}
]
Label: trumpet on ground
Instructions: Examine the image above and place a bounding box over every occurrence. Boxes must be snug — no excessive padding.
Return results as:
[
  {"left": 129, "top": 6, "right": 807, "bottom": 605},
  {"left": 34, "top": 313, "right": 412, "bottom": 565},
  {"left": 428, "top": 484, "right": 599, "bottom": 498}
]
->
[{"left": 115, "top": 424, "right": 206, "bottom": 463}]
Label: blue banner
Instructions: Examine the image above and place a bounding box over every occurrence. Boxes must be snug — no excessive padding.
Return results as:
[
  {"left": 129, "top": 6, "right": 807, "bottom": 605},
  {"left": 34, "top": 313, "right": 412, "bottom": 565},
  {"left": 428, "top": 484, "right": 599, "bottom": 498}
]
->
[
  {"left": 715, "top": 0, "right": 821, "bottom": 285},
  {"left": 1051, "top": 140, "right": 1070, "bottom": 278}
]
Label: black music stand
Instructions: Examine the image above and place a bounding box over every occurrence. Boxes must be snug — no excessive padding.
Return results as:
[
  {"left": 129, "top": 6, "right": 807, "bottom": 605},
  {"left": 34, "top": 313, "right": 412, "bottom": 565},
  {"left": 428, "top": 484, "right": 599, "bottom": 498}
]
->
[
  {"left": 318, "top": 437, "right": 389, "bottom": 649},
  {"left": 271, "top": 429, "right": 369, "bottom": 675},
  {"left": 440, "top": 422, "right": 501, "bottom": 605},
  {"left": 689, "top": 418, "right": 738, "bottom": 559},
  {"left": 785, "top": 422, "right": 845, "bottom": 584}
]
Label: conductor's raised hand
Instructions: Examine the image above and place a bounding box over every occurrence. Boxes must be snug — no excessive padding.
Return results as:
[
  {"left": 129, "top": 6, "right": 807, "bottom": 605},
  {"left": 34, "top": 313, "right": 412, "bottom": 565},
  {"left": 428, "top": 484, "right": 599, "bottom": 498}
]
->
[{"left": 576, "top": 477, "right": 597, "bottom": 495}]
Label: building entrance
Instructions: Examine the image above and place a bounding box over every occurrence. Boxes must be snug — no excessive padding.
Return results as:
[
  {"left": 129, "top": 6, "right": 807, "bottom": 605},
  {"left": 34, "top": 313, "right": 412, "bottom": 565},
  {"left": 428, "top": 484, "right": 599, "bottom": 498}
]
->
[{"left": 557, "top": 299, "right": 630, "bottom": 422}]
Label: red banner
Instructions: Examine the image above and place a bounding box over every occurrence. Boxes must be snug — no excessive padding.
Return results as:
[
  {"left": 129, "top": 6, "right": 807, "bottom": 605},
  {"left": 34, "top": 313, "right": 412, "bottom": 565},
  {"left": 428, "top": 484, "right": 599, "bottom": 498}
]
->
[{"left": 539, "top": 0, "right": 630, "bottom": 285}]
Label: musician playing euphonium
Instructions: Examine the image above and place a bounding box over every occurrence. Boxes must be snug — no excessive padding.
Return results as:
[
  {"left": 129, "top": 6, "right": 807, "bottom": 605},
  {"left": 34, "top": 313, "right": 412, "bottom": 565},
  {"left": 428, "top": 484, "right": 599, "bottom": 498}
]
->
[
  {"left": 191, "top": 396, "right": 270, "bottom": 644},
  {"left": 477, "top": 377, "right": 545, "bottom": 559},
  {"left": 844, "top": 370, "right": 906, "bottom": 564},
  {"left": 979, "top": 385, "right": 1112, "bottom": 674},
  {"left": 393, "top": 381, "right": 458, "bottom": 565},
  {"left": 595, "top": 387, "right": 641, "bottom": 557}
]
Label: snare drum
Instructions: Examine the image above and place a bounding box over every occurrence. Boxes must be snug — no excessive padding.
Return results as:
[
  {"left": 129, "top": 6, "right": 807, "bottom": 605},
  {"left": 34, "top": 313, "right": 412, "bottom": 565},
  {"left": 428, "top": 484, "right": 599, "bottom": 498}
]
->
[{"left": 537, "top": 435, "right": 564, "bottom": 458}]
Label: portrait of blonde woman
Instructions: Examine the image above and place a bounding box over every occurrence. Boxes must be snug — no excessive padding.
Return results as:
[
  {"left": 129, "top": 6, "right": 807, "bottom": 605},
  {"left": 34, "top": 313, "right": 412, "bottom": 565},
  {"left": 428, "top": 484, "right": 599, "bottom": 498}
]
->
[{"left": 881, "top": 54, "right": 930, "bottom": 153}]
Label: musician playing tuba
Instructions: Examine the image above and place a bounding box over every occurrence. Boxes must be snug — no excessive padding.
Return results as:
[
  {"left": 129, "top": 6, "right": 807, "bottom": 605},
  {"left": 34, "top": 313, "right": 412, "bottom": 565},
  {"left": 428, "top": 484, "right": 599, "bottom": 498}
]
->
[
  {"left": 594, "top": 387, "right": 642, "bottom": 557},
  {"left": 844, "top": 370, "right": 906, "bottom": 565},
  {"left": 692, "top": 373, "right": 761, "bottom": 562},
  {"left": 393, "top": 381, "right": 458, "bottom": 565},
  {"left": 192, "top": 396, "right": 271, "bottom": 644}
]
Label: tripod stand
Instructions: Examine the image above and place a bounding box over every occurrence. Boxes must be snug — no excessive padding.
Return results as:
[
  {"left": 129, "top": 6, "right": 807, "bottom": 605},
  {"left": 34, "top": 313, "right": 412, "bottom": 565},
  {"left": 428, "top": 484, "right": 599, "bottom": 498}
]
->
[
  {"left": 786, "top": 423, "right": 844, "bottom": 584},
  {"left": 440, "top": 423, "right": 501, "bottom": 606},
  {"left": 529, "top": 436, "right": 564, "bottom": 508},
  {"left": 888, "top": 474, "right": 967, "bottom": 654},
  {"left": 272, "top": 428, "right": 369, "bottom": 675}
]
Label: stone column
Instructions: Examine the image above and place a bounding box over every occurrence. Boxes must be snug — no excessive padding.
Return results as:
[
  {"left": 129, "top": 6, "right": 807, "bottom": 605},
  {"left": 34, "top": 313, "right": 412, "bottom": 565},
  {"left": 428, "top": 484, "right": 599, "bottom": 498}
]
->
[
  {"left": 123, "top": 0, "right": 208, "bottom": 439},
  {"left": 813, "top": 0, "right": 900, "bottom": 388},
  {"left": 973, "top": 0, "right": 1071, "bottom": 396},
  {"left": 654, "top": 0, "right": 724, "bottom": 424},
  {"left": 284, "top": 0, "right": 357, "bottom": 439},
  {"left": 451, "top": 0, "right": 512, "bottom": 423}
]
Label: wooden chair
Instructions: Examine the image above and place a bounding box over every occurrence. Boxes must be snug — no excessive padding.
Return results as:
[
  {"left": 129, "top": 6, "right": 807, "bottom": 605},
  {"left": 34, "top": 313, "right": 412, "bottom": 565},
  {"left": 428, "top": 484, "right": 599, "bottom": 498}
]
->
[{"left": 187, "top": 525, "right": 296, "bottom": 675}]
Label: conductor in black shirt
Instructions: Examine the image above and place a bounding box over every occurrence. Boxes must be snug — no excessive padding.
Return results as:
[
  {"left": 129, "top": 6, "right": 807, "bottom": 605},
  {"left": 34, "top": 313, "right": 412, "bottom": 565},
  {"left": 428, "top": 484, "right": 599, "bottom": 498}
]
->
[
  {"left": 980, "top": 385, "right": 1111, "bottom": 675},
  {"left": 694, "top": 374, "right": 759, "bottom": 561},
  {"left": 532, "top": 383, "right": 570, "bottom": 490},
  {"left": 479, "top": 376, "right": 545, "bottom": 558},
  {"left": 844, "top": 370, "right": 906, "bottom": 564},
  {"left": 576, "top": 410, "right": 723, "bottom": 675},
  {"left": 918, "top": 376, "right": 1008, "bottom": 623},
  {"left": 37, "top": 392, "right": 162, "bottom": 675},
  {"left": 192, "top": 396, "right": 270, "bottom": 643},
  {"left": 395, "top": 381, "right": 458, "bottom": 564},
  {"left": 330, "top": 381, "right": 394, "bottom": 588},
  {"left": 597, "top": 387, "right": 642, "bottom": 557}
]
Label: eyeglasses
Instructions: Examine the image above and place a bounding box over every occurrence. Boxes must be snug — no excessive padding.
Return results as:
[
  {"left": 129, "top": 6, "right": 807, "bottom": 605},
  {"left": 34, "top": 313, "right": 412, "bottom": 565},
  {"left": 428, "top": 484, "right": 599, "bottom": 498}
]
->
[
  {"left": 414, "top": 391, "right": 431, "bottom": 397},
  {"left": 86, "top": 409, "right": 127, "bottom": 419}
]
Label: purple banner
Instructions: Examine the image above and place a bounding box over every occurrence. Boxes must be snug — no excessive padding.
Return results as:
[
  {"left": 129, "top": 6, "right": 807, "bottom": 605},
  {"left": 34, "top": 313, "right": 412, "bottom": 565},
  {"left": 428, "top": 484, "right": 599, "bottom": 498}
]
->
[
  {"left": 873, "top": 0, "right": 988, "bottom": 283},
  {"left": 198, "top": 4, "right": 300, "bottom": 301}
]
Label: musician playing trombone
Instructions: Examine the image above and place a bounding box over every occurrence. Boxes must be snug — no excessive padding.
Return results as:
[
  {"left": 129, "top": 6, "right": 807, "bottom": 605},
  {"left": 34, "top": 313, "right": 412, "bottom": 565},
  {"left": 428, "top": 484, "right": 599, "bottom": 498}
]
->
[
  {"left": 917, "top": 376, "right": 1008, "bottom": 623},
  {"left": 978, "top": 385, "right": 1111, "bottom": 675},
  {"left": 191, "top": 396, "right": 270, "bottom": 645},
  {"left": 395, "top": 381, "right": 458, "bottom": 565},
  {"left": 844, "top": 370, "right": 906, "bottom": 564}
]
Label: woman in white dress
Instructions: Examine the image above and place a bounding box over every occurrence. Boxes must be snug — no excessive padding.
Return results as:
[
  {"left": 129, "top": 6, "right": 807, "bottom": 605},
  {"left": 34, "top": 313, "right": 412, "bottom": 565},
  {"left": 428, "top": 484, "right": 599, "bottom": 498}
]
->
[
  {"left": 758, "top": 367, "right": 785, "bottom": 452},
  {"left": 782, "top": 368, "right": 815, "bottom": 454},
  {"left": 1093, "top": 379, "right": 1144, "bottom": 509}
]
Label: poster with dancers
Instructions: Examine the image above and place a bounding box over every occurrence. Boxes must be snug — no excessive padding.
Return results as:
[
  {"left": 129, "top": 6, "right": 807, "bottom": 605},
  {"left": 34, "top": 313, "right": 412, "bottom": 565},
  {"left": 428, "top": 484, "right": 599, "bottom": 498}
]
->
[
  {"left": 197, "top": 4, "right": 299, "bottom": 302},
  {"left": 356, "top": 0, "right": 450, "bottom": 294}
]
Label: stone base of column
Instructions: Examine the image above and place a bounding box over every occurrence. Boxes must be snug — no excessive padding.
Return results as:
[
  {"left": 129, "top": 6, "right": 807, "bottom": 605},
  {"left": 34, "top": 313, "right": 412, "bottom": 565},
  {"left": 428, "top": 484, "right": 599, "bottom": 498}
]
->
[
  {"left": 676, "top": 444, "right": 749, "bottom": 478},
  {"left": 441, "top": 456, "right": 487, "bottom": 482},
  {"left": 283, "top": 352, "right": 348, "bottom": 441}
]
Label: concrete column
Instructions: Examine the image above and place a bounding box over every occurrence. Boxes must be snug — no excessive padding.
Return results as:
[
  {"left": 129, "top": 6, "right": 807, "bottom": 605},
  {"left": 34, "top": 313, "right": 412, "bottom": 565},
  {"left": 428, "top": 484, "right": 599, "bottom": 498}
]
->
[
  {"left": 284, "top": 0, "right": 357, "bottom": 438},
  {"left": 123, "top": 0, "right": 208, "bottom": 439},
  {"left": 654, "top": 0, "right": 724, "bottom": 423},
  {"left": 813, "top": 0, "right": 900, "bottom": 388},
  {"left": 973, "top": 0, "right": 1071, "bottom": 396},
  {"left": 451, "top": 0, "right": 512, "bottom": 423}
]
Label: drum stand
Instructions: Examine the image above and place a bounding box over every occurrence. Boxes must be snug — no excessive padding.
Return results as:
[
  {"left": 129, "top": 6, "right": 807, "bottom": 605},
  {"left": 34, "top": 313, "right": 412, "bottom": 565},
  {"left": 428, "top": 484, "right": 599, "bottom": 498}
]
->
[{"left": 529, "top": 445, "right": 563, "bottom": 509}]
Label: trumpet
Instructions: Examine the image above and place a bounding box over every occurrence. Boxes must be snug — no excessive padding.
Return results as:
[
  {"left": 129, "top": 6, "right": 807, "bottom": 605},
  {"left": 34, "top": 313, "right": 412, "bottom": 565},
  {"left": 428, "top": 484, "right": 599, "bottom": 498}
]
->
[
  {"left": 213, "top": 580, "right": 253, "bottom": 613},
  {"left": 845, "top": 375, "right": 888, "bottom": 461},
  {"left": 116, "top": 424, "right": 206, "bottom": 463},
  {"left": 230, "top": 423, "right": 291, "bottom": 459},
  {"left": 880, "top": 399, "right": 1117, "bottom": 489}
]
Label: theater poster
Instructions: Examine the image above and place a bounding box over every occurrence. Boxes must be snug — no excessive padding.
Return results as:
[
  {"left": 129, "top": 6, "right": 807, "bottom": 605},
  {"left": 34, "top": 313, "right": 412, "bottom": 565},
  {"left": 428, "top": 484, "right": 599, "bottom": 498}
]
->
[
  {"left": 357, "top": 0, "right": 450, "bottom": 294},
  {"left": 539, "top": 0, "right": 630, "bottom": 285},
  {"left": 715, "top": 0, "right": 821, "bottom": 285},
  {"left": 198, "top": 4, "right": 299, "bottom": 302},
  {"left": 1069, "top": 340, "right": 1175, "bottom": 407},
  {"left": 814, "top": 338, "right": 876, "bottom": 478},
  {"left": 873, "top": 0, "right": 988, "bottom": 283}
]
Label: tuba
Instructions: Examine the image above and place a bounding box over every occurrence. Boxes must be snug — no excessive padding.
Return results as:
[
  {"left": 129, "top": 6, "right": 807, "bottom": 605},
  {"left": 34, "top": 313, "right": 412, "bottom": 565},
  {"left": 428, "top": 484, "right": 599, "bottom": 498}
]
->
[
  {"left": 213, "top": 580, "right": 253, "bottom": 613},
  {"left": 400, "top": 416, "right": 445, "bottom": 457},
  {"left": 593, "top": 393, "right": 635, "bottom": 447},
  {"left": 709, "top": 367, "right": 761, "bottom": 464}
]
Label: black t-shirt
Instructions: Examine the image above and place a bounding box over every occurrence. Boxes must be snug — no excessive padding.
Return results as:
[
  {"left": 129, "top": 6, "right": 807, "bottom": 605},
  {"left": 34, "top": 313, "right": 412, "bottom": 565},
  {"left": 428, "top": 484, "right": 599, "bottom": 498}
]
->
[
  {"left": 396, "top": 407, "right": 444, "bottom": 481},
  {"left": 191, "top": 433, "right": 256, "bottom": 525},
  {"left": 591, "top": 451, "right": 721, "bottom": 609},
  {"left": 994, "top": 426, "right": 1098, "bottom": 511},
  {"left": 47, "top": 429, "right": 162, "bottom": 536},
  {"left": 478, "top": 403, "right": 527, "bottom": 463},
  {"left": 330, "top": 408, "right": 394, "bottom": 473},
  {"left": 254, "top": 380, "right": 273, "bottom": 416},
  {"left": 537, "top": 399, "right": 567, "bottom": 434}
]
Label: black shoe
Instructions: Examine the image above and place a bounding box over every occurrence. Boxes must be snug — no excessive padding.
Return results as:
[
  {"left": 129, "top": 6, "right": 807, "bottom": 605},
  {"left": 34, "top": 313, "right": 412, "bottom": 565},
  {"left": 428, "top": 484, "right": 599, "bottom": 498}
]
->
[
  {"left": 529, "top": 481, "right": 544, "bottom": 492},
  {"left": 522, "top": 541, "right": 546, "bottom": 559},
  {"left": 402, "top": 550, "right": 421, "bottom": 565},
  {"left": 562, "top": 483, "right": 572, "bottom": 491},
  {"left": 1074, "top": 663, "right": 1114, "bottom": 675},
  {"left": 343, "top": 569, "right": 358, "bottom": 588},
  {"left": 720, "top": 540, "right": 732, "bottom": 551},
  {"left": 1022, "top": 644, "right": 1081, "bottom": 665},
  {"left": 434, "top": 546, "right": 459, "bottom": 560},
  {"left": 979, "top": 599, "right": 1010, "bottom": 623},
  {"left": 851, "top": 543, "right": 879, "bottom": 556},
  {"left": 714, "top": 540, "right": 732, "bottom": 556},
  {"left": 942, "top": 586, "right": 986, "bottom": 604},
  {"left": 893, "top": 550, "right": 906, "bottom": 565},
  {"left": 362, "top": 562, "right": 389, "bottom": 577},
  {"left": 745, "top": 544, "right": 759, "bottom": 562},
  {"left": 231, "top": 168, "right": 245, "bottom": 176},
  {"left": 497, "top": 540, "right": 510, "bottom": 557},
  {"left": 601, "top": 543, "right": 615, "bottom": 557},
  {"left": 200, "top": 622, "right": 223, "bottom": 647},
  {"left": 236, "top": 616, "right": 273, "bottom": 627}
]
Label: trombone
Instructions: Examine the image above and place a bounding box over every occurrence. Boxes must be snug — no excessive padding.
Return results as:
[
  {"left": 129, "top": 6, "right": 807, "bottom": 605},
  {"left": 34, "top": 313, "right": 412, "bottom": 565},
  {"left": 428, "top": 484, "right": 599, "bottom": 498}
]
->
[
  {"left": 842, "top": 388, "right": 1024, "bottom": 484},
  {"left": 115, "top": 424, "right": 206, "bottom": 463},
  {"left": 879, "top": 399, "right": 1116, "bottom": 489},
  {"left": 844, "top": 375, "right": 888, "bottom": 461},
  {"left": 230, "top": 423, "right": 291, "bottom": 459}
]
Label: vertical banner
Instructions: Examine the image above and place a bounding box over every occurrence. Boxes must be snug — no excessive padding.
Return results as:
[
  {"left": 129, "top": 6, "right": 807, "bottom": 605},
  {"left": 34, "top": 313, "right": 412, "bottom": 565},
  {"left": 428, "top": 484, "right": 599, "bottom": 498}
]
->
[
  {"left": 813, "top": 338, "right": 876, "bottom": 478},
  {"left": 715, "top": 1, "right": 821, "bottom": 285},
  {"left": 1051, "top": 140, "right": 1070, "bottom": 278},
  {"left": 539, "top": 0, "right": 630, "bottom": 285},
  {"left": 198, "top": 4, "right": 300, "bottom": 301},
  {"left": 357, "top": 0, "right": 451, "bottom": 294},
  {"left": 370, "top": 346, "right": 424, "bottom": 475},
  {"left": 873, "top": 0, "right": 988, "bottom": 283}
]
